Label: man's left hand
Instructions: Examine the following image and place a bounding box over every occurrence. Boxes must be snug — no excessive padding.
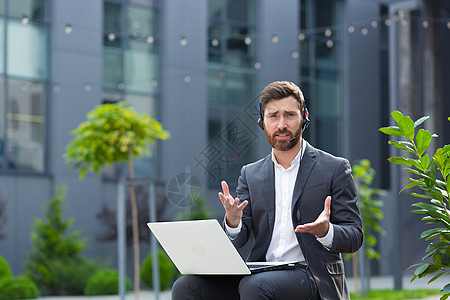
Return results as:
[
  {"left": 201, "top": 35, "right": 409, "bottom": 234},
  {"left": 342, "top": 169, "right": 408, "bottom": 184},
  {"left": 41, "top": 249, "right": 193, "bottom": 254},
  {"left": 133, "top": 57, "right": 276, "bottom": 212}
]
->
[{"left": 295, "top": 196, "right": 331, "bottom": 238}]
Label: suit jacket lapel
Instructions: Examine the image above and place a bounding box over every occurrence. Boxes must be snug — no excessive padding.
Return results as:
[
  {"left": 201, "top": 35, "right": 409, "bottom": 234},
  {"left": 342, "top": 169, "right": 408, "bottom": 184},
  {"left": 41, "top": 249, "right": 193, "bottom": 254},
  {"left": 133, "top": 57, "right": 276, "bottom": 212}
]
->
[
  {"left": 262, "top": 155, "right": 276, "bottom": 234},
  {"left": 292, "top": 142, "right": 317, "bottom": 213}
]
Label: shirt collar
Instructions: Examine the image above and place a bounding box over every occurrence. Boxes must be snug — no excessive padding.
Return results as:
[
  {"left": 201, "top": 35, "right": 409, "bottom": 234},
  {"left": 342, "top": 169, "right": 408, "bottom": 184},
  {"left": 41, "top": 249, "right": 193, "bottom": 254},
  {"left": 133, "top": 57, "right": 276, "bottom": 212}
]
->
[{"left": 271, "top": 139, "right": 306, "bottom": 169}]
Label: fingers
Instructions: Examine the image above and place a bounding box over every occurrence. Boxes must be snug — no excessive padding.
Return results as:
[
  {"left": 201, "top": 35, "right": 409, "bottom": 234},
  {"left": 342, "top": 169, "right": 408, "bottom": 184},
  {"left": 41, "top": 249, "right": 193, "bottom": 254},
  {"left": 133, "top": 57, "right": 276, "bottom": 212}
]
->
[
  {"left": 324, "top": 196, "right": 332, "bottom": 214},
  {"left": 221, "top": 181, "right": 230, "bottom": 197}
]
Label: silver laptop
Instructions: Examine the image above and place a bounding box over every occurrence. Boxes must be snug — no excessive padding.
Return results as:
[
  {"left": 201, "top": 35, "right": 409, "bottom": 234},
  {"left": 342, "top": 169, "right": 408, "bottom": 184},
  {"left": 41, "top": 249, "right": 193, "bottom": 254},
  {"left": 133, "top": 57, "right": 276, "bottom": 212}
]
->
[{"left": 147, "top": 219, "right": 297, "bottom": 275}]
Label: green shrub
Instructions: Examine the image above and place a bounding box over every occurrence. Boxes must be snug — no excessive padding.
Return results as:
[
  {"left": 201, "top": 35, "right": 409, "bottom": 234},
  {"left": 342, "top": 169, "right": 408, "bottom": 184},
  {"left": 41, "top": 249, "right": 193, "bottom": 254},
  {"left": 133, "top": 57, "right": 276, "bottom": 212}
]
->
[
  {"left": 25, "top": 186, "right": 86, "bottom": 295},
  {"left": 0, "top": 255, "right": 12, "bottom": 279},
  {"left": 84, "top": 269, "right": 131, "bottom": 296},
  {"left": 0, "top": 275, "right": 39, "bottom": 300},
  {"left": 51, "top": 258, "right": 102, "bottom": 295},
  {"left": 140, "top": 249, "right": 176, "bottom": 290}
]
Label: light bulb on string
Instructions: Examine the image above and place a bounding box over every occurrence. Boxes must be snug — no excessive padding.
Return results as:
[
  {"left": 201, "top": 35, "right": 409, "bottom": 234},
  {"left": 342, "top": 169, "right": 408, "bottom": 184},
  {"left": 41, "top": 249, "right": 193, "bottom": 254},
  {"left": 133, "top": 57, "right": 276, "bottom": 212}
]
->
[
  {"left": 447, "top": 22, "right": 450, "bottom": 29},
  {"left": 244, "top": 36, "right": 252, "bottom": 45},
  {"left": 326, "top": 40, "right": 334, "bottom": 48},
  {"left": 325, "top": 28, "right": 332, "bottom": 37},
  {"left": 151, "top": 80, "right": 158, "bottom": 87},
  {"left": 393, "top": 15, "right": 399, "bottom": 22},
  {"left": 21, "top": 16, "right": 29, "bottom": 25},
  {"left": 291, "top": 51, "right": 299, "bottom": 59},
  {"left": 371, "top": 20, "right": 378, "bottom": 28},
  {"left": 146, "top": 35, "right": 154, "bottom": 44},
  {"left": 180, "top": 37, "right": 188, "bottom": 47},
  {"left": 254, "top": 62, "right": 261, "bottom": 70},
  {"left": 361, "top": 28, "right": 368, "bottom": 36},
  {"left": 298, "top": 33, "right": 306, "bottom": 41},
  {"left": 422, "top": 21, "right": 429, "bottom": 28},
  {"left": 211, "top": 38, "right": 219, "bottom": 47},
  {"left": 108, "top": 33, "right": 116, "bottom": 41},
  {"left": 348, "top": 25, "right": 355, "bottom": 33},
  {"left": 65, "top": 24, "right": 73, "bottom": 34},
  {"left": 184, "top": 74, "right": 191, "bottom": 83},
  {"left": 401, "top": 19, "right": 408, "bottom": 26},
  {"left": 271, "top": 34, "right": 279, "bottom": 44},
  {"left": 384, "top": 19, "right": 391, "bottom": 27}
]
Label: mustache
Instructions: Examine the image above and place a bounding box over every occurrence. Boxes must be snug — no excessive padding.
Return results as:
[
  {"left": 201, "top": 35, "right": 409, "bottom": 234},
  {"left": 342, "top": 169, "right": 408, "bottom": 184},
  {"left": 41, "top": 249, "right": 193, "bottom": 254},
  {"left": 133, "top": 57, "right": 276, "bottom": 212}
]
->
[{"left": 273, "top": 129, "right": 292, "bottom": 135}]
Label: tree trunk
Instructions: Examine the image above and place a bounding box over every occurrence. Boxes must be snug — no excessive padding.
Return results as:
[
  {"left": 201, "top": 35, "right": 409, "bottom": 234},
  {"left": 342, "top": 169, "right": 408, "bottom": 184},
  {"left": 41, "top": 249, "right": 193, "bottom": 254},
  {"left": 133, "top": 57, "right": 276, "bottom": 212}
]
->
[{"left": 128, "top": 149, "right": 140, "bottom": 300}]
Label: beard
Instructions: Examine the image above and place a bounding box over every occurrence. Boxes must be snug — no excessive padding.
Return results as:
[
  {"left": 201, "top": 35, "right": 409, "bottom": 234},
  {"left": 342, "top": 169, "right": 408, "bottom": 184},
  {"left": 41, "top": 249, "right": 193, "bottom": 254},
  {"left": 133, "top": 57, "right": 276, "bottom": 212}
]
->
[{"left": 265, "top": 125, "right": 302, "bottom": 151}]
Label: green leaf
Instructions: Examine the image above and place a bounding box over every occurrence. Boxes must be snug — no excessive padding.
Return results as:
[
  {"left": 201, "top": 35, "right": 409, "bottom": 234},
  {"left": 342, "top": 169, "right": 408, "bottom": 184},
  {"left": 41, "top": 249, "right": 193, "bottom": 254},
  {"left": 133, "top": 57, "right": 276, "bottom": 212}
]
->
[
  {"left": 389, "top": 140, "right": 416, "bottom": 154},
  {"left": 398, "top": 116, "right": 415, "bottom": 140},
  {"left": 379, "top": 126, "right": 403, "bottom": 136},
  {"left": 414, "top": 263, "right": 431, "bottom": 276},
  {"left": 416, "top": 129, "right": 432, "bottom": 156},
  {"left": 421, "top": 227, "right": 447, "bottom": 240},
  {"left": 388, "top": 157, "right": 413, "bottom": 166},
  {"left": 414, "top": 116, "right": 430, "bottom": 128},
  {"left": 392, "top": 110, "right": 404, "bottom": 122},
  {"left": 443, "top": 283, "right": 450, "bottom": 292}
]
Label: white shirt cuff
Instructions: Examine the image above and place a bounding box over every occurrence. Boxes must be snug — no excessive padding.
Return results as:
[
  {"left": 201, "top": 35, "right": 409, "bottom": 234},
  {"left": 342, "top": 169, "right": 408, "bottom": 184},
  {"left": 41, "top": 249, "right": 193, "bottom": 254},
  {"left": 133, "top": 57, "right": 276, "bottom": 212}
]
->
[
  {"left": 316, "top": 223, "right": 334, "bottom": 249},
  {"left": 225, "top": 219, "right": 242, "bottom": 239}
]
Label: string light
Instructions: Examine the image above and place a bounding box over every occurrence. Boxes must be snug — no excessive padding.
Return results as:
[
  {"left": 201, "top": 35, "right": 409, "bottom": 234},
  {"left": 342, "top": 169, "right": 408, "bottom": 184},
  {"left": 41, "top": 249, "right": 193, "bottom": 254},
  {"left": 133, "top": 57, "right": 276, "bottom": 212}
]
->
[
  {"left": 254, "top": 62, "right": 261, "bottom": 70},
  {"left": 422, "top": 21, "right": 429, "bottom": 28},
  {"left": 244, "top": 36, "right": 252, "bottom": 45},
  {"left": 118, "top": 82, "right": 125, "bottom": 90},
  {"left": 348, "top": 25, "right": 355, "bottom": 33},
  {"left": 384, "top": 19, "right": 391, "bottom": 27},
  {"left": 271, "top": 35, "right": 279, "bottom": 44},
  {"left": 298, "top": 33, "right": 306, "bottom": 41},
  {"left": 291, "top": 51, "right": 299, "bottom": 59},
  {"left": 65, "top": 24, "right": 72, "bottom": 34},
  {"left": 21, "top": 16, "right": 29, "bottom": 25},
  {"left": 326, "top": 40, "right": 334, "bottom": 48},
  {"left": 146, "top": 35, "right": 154, "bottom": 44},
  {"left": 447, "top": 22, "right": 450, "bottom": 29},
  {"left": 371, "top": 20, "right": 378, "bottom": 28},
  {"left": 85, "top": 84, "right": 92, "bottom": 92},
  {"left": 108, "top": 33, "right": 116, "bottom": 41},
  {"left": 52, "top": 84, "right": 60, "bottom": 93},
  {"left": 180, "top": 37, "right": 188, "bottom": 47},
  {"left": 211, "top": 38, "right": 219, "bottom": 47},
  {"left": 325, "top": 28, "right": 332, "bottom": 37},
  {"left": 401, "top": 19, "right": 408, "bottom": 26},
  {"left": 184, "top": 74, "right": 191, "bottom": 83},
  {"left": 393, "top": 15, "right": 399, "bottom": 22},
  {"left": 361, "top": 28, "right": 368, "bottom": 36},
  {"left": 151, "top": 80, "right": 158, "bottom": 87}
]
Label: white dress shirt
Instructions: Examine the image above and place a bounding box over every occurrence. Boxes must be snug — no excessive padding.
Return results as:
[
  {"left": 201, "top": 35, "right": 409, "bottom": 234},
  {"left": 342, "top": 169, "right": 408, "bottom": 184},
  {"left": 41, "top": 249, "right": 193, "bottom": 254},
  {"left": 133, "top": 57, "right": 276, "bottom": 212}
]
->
[{"left": 226, "top": 142, "right": 334, "bottom": 263}]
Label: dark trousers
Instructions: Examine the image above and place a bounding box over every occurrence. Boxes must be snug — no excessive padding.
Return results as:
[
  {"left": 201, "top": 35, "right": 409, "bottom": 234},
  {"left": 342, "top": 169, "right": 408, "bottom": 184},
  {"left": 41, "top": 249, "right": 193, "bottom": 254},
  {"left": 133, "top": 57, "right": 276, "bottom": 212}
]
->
[{"left": 171, "top": 266, "right": 320, "bottom": 300}]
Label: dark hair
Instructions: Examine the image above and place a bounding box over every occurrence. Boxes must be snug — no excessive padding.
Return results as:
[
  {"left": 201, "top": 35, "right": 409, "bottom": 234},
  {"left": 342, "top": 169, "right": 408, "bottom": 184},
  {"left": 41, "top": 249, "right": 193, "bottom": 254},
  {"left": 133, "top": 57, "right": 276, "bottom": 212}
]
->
[{"left": 259, "top": 81, "right": 305, "bottom": 118}]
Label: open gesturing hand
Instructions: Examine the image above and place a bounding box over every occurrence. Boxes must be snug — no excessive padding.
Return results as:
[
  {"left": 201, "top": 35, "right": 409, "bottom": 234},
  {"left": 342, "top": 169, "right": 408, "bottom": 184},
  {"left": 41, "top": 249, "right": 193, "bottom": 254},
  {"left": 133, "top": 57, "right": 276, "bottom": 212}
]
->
[
  {"left": 295, "top": 196, "right": 331, "bottom": 238},
  {"left": 218, "top": 181, "right": 248, "bottom": 228}
]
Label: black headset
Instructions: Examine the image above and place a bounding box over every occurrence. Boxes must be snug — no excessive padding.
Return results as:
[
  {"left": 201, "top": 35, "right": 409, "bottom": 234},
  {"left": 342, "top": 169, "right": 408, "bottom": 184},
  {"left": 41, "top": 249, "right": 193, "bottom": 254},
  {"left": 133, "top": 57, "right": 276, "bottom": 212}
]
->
[{"left": 257, "top": 98, "right": 311, "bottom": 135}]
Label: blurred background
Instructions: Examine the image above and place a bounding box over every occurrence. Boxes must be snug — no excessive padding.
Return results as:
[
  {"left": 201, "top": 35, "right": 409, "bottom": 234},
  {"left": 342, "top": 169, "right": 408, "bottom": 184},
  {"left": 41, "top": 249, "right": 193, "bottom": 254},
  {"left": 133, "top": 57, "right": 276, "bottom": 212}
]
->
[{"left": 0, "top": 0, "right": 449, "bottom": 289}]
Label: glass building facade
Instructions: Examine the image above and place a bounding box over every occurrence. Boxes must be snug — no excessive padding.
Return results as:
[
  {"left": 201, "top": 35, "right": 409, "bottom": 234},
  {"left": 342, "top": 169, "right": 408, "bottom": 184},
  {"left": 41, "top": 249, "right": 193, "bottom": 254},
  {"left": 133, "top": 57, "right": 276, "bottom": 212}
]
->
[
  {"left": 299, "top": 0, "right": 342, "bottom": 156},
  {"left": 0, "top": 0, "right": 47, "bottom": 172},
  {"left": 207, "top": 0, "right": 256, "bottom": 187},
  {"left": 103, "top": 0, "right": 159, "bottom": 177}
]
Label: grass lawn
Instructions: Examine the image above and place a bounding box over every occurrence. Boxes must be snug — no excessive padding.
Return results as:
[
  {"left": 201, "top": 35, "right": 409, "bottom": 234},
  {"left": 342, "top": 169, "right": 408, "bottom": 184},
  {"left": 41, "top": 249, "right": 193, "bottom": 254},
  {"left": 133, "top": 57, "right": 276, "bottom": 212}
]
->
[{"left": 350, "top": 289, "right": 441, "bottom": 299}]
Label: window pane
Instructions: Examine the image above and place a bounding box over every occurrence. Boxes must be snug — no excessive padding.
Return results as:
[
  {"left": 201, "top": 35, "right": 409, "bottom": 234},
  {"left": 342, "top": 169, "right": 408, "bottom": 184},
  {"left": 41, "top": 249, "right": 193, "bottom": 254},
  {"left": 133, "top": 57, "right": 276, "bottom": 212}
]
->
[
  {"left": 103, "top": 47, "right": 123, "bottom": 89},
  {"left": 7, "top": 79, "right": 45, "bottom": 171},
  {"left": 127, "top": 5, "right": 156, "bottom": 38},
  {"left": 316, "top": 118, "right": 338, "bottom": 156},
  {"left": 227, "top": 0, "right": 253, "bottom": 24},
  {"left": 8, "top": 0, "right": 46, "bottom": 21},
  {"left": 316, "top": 41, "right": 338, "bottom": 69},
  {"left": 129, "top": 0, "right": 155, "bottom": 7},
  {"left": 7, "top": 20, "right": 47, "bottom": 79},
  {"left": 0, "top": 19, "right": 4, "bottom": 74},
  {"left": 124, "top": 94, "right": 156, "bottom": 178},
  {"left": 226, "top": 69, "right": 253, "bottom": 104},
  {"left": 207, "top": 66, "right": 223, "bottom": 102},
  {"left": 315, "top": 70, "right": 339, "bottom": 117},
  {"left": 104, "top": 2, "right": 121, "bottom": 33},
  {"left": 208, "top": 0, "right": 222, "bottom": 19},
  {"left": 124, "top": 49, "right": 157, "bottom": 93}
]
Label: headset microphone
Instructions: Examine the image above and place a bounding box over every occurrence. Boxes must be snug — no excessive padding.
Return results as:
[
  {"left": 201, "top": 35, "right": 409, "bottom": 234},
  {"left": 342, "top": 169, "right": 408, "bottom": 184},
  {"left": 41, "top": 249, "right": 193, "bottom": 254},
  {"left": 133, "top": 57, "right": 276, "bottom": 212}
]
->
[{"left": 288, "top": 109, "right": 310, "bottom": 142}]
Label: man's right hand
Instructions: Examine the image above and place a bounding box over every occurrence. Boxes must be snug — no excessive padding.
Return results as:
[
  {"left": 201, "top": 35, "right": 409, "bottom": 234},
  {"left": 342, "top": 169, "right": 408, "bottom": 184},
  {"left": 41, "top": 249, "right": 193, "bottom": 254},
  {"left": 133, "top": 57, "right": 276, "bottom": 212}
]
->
[{"left": 218, "top": 181, "right": 248, "bottom": 228}]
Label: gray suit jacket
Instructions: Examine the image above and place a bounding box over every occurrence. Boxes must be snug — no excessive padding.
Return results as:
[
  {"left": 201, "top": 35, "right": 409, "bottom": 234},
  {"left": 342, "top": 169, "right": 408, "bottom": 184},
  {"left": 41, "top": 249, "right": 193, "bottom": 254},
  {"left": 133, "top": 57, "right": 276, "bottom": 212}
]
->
[{"left": 227, "top": 141, "right": 363, "bottom": 300}]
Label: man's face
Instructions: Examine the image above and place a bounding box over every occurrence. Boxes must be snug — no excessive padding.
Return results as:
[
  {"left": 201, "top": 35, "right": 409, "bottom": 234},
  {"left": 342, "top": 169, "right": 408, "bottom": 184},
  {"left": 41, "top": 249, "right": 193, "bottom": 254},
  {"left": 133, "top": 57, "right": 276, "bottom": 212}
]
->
[{"left": 263, "top": 96, "right": 303, "bottom": 151}]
